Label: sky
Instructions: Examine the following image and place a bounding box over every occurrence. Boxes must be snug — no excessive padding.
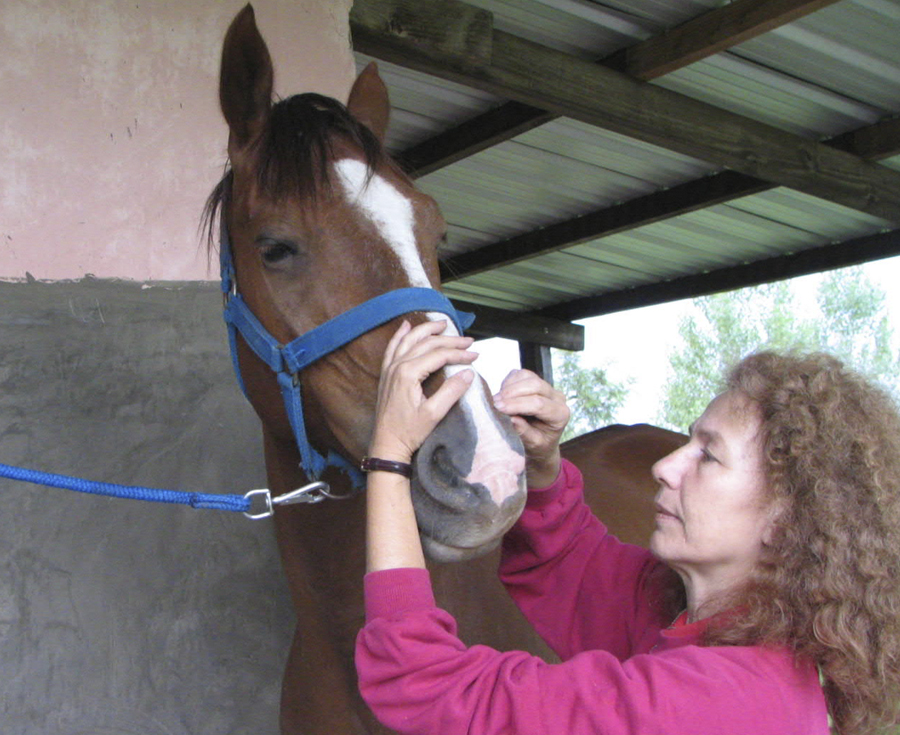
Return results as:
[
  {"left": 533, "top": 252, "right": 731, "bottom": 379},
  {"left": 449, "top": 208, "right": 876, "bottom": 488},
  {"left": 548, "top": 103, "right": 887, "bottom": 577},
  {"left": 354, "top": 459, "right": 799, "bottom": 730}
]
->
[{"left": 471, "top": 253, "right": 900, "bottom": 429}]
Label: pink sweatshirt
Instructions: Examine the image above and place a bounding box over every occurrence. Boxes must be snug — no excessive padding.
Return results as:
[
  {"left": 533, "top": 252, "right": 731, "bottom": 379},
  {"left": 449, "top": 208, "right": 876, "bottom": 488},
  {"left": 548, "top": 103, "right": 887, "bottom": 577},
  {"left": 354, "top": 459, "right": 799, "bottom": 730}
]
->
[{"left": 356, "top": 459, "right": 830, "bottom": 735}]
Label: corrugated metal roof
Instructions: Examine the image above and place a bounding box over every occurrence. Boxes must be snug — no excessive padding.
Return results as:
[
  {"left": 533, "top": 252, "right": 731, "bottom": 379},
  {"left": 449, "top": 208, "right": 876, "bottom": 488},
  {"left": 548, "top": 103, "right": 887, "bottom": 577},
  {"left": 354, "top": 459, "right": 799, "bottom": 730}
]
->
[
  {"left": 737, "top": 0, "right": 900, "bottom": 112},
  {"left": 353, "top": 0, "right": 900, "bottom": 322},
  {"left": 654, "top": 53, "right": 884, "bottom": 136}
]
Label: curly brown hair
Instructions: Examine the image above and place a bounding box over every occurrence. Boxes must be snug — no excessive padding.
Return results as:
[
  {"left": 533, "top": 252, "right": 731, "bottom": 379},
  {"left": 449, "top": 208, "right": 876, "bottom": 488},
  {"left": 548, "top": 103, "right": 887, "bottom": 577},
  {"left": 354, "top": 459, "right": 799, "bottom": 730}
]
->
[{"left": 704, "top": 351, "right": 900, "bottom": 735}]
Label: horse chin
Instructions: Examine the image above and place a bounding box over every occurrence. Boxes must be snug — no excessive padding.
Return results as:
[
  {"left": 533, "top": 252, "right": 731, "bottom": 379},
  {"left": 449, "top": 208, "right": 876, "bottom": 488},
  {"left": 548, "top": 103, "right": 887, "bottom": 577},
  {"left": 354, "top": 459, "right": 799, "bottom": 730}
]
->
[{"left": 419, "top": 534, "right": 502, "bottom": 563}]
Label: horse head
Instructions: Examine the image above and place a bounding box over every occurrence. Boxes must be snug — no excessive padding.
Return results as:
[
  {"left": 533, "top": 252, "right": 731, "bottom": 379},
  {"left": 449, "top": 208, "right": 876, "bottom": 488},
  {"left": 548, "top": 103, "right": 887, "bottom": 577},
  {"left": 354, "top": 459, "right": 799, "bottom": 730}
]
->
[{"left": 208, "top": 5, "right": 526, "bottom": 561}]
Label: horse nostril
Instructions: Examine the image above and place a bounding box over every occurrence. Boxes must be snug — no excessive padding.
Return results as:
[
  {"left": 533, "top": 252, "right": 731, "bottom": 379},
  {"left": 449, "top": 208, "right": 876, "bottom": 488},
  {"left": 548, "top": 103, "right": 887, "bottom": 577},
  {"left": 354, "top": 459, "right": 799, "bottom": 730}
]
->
[
  {"left": 431, "top": 444, "right": 461, "bottom": 488},
  {"left": 417, "top": 443, "right": 491, "bottom": 510}
]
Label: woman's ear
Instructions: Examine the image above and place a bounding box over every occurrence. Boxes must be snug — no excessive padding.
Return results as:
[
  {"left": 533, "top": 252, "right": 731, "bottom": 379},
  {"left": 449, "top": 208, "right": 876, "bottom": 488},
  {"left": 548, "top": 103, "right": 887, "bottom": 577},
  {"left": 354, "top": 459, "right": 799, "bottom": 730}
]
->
[{"left": 761, "top": 497, "right": 788, "bottom": 546}]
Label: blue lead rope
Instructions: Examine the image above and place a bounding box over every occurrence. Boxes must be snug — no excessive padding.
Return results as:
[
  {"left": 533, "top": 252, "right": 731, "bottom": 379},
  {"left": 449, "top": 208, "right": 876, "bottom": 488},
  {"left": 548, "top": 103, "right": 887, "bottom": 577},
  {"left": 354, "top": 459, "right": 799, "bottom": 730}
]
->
[
  {"left": 2, "top": 227, "right": 476, "bottom": 517},
  {"left": 0, "top": 462, "right": 251, "bottom": 514}
]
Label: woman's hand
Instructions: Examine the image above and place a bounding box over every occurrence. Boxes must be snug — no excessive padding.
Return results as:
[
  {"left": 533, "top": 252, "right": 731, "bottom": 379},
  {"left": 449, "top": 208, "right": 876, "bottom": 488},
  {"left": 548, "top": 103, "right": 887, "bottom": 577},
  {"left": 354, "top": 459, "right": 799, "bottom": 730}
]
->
[
  {"left": 366, "top": 319, "right": 477, "bottom": 574},
  {"left": 493, "top": 369, "right": 570, "bottom": 489},
  {"left": 369, "top": 319, "right": 478, "bottom": 464}
]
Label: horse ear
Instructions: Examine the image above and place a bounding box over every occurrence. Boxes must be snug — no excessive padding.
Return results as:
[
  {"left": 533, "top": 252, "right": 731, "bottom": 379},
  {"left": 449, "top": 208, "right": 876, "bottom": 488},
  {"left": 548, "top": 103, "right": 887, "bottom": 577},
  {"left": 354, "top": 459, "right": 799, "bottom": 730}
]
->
[
  {"left": 219, "top": 4, "right": 273, "bottom": 156},
  {"left": 346, "top": 62, "right": 390, "bottom": 143}
]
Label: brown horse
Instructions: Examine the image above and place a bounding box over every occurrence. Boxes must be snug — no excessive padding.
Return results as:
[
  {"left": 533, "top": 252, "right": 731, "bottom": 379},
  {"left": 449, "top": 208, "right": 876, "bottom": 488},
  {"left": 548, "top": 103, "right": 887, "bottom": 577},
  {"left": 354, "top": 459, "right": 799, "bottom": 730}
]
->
[
  {"left": 564, "top": 423, "right": 688, "bottom": 546},
  {"left": 208, "top": 6, "right": 686, "bottom": 734}
]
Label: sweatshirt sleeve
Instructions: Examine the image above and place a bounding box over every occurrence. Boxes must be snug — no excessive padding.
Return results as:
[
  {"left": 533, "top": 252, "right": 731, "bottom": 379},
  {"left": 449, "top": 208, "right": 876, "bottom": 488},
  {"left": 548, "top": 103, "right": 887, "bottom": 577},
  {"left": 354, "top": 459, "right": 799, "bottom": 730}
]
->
[
  {"left": 355, "top": 568, "right": 826, "bottom": 735},
  {"left": 499, "top": 459, "right": 663, "bottom": 660}
]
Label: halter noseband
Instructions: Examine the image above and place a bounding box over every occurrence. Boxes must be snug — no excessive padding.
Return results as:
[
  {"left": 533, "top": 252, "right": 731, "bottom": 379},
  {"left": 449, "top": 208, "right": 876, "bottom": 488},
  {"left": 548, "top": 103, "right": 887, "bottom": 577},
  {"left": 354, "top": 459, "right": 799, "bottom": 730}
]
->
[{"left": 219, "top": 223, "right": 474, "bottom": 491}]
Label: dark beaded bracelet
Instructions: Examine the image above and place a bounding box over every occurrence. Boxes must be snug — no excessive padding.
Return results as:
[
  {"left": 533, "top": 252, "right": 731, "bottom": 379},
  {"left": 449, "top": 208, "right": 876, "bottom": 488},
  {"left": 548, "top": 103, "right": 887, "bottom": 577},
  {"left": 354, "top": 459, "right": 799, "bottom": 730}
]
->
[{"left": 360, "top": 456, "right": 413, "bottom": 478}]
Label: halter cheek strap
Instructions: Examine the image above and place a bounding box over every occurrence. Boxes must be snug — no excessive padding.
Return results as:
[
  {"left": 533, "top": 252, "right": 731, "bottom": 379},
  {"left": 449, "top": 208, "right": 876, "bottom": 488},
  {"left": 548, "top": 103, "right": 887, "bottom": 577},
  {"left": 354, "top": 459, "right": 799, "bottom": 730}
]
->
[{"left": 219, "top": 223, "right": 474, "bottom": 489}]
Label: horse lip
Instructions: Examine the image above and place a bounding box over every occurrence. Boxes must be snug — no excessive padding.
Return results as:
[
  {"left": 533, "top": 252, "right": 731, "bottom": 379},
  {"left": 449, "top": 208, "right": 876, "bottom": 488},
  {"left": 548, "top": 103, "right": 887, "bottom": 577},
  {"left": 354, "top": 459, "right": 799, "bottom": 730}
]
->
[
  {"left": 416, "top": 497, "right": 522, "bottom": 554},
  {"left": 420, "top": 515, "right": 514, "bottom": 548}
]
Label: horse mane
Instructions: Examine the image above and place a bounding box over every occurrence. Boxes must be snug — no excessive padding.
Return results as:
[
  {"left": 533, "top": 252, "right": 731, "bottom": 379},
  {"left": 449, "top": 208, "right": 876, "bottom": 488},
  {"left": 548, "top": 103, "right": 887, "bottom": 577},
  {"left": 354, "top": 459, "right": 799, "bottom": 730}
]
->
[{"left": 204, "top": 92, "right": 386, "bottom": 248}]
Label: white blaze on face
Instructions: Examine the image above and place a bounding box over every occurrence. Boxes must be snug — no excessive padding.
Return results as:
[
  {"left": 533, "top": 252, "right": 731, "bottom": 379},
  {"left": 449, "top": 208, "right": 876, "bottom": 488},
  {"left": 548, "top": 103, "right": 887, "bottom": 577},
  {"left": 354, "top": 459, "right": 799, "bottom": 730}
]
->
[{"left": 335, "top": 159, "right": 524, "bottom": 506}]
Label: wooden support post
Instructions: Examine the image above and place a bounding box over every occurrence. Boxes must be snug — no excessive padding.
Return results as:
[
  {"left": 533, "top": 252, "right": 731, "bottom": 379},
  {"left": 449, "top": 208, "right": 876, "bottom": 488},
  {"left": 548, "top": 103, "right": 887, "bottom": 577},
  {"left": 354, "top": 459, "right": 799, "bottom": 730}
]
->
[{"left": 518, "top": 342, "right": 554, "bottom": 385}]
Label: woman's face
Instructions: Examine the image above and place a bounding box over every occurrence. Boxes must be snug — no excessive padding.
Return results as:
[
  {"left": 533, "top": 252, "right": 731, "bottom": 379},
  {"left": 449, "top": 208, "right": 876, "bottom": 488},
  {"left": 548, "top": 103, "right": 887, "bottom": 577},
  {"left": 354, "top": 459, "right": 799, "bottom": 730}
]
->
[{"left": 650, "top": 391, "right": 777, "bottom": 595}]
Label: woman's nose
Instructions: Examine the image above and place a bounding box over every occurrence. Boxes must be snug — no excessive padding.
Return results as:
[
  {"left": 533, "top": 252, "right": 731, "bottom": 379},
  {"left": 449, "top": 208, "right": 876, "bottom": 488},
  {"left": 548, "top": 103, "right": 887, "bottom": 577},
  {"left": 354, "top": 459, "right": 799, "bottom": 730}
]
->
[{"left": 652, "top": 445, "right": 686, "bottom": 487}]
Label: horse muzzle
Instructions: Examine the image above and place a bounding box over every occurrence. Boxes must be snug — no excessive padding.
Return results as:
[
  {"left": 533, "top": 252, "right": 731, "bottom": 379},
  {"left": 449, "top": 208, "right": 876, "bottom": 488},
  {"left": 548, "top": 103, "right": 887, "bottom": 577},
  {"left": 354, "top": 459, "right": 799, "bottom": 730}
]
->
[{"left": 409, "top": 403, "right": 527, "bottom": 562}]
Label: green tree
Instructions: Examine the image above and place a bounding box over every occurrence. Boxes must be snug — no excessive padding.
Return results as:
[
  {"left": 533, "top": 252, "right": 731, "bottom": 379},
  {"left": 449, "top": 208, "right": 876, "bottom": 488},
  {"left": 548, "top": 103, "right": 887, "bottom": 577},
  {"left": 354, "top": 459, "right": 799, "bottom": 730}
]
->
[
  {"left": 659, "top": 267, "right": 900, "bottom": 431},
  {"left": 814, "top": 268, "right": 898, "bottom": 379},
  {"left": 552, "top": 349, "right": 632, "bottom": 442}
]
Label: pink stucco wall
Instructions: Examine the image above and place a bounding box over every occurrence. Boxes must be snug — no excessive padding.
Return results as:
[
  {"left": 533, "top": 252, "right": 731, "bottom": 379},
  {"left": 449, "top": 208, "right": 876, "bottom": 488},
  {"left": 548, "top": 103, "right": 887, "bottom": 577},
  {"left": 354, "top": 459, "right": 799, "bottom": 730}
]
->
[{"left": 0, "top": 0, "right": 355, "bottom": 281}]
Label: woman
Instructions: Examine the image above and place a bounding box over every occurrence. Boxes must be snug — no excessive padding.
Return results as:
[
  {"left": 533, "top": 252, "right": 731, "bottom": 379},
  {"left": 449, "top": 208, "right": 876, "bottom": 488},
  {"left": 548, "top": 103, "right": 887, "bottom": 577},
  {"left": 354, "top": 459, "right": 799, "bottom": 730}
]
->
[{"left": 355, "top": 320, "right": 900, "bottom": 735}]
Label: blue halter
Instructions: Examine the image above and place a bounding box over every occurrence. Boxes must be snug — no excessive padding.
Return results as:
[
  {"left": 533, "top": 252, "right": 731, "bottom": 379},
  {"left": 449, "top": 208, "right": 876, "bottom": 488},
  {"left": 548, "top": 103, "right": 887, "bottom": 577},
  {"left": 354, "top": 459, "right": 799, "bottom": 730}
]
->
[{"left": 219, "top": 223, "right": 474, "bottom": 489}]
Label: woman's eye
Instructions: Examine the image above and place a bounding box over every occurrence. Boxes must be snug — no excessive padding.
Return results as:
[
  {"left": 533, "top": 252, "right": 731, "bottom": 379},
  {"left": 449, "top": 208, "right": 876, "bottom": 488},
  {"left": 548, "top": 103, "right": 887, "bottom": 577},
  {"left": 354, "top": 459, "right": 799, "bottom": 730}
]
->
[{"left": 700, "top": 448, "right": 717, "bottom": 463}]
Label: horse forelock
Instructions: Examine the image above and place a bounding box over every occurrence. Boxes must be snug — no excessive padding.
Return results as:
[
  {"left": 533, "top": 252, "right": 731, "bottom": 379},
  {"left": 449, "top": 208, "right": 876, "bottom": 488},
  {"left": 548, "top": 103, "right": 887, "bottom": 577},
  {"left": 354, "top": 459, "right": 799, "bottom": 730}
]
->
[
  {"left": 203, "top": 92, "right": 389, "bottom": 253},
  {"left": 259, "top": 93, "right": 384, "bottom": 202}
]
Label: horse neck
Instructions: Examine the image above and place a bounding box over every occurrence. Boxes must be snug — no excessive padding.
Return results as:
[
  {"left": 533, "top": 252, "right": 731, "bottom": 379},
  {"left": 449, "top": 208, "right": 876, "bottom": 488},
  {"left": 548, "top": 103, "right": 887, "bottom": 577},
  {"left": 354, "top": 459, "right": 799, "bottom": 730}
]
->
[
  {"left": 265, "top": 428, "right": 385, "bottom": 734},
  {"left": 263, "top": 427, "right": 368, "bottom": 614}
]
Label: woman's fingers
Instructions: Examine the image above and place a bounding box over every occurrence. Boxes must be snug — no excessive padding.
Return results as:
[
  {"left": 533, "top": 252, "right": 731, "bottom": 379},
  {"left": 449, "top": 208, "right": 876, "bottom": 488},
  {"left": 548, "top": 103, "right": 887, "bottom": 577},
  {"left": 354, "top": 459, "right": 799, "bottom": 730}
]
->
[
  {"left": 380, "top": 318, "right": 413, "bottom": 370},
  {"left": 393, "top": 341, "right": 477, "bottom": 386},
  {"left": 493, "top": 370, "right": 569, "bottom": 429},
  {"left": 370, "top": 320, "right": 479, "bottom": 461},
  {"left": 421, "top": 368, "right": 476, "bottom": 422},
  {"left": 491, "top": 370, "right": 569, "bottom": 484},
  {"left": 495, "top": 369, "right": 551, "bottom": 404},
  {"left": 384, "top": 320, "right": 469, "bottom": 365}
]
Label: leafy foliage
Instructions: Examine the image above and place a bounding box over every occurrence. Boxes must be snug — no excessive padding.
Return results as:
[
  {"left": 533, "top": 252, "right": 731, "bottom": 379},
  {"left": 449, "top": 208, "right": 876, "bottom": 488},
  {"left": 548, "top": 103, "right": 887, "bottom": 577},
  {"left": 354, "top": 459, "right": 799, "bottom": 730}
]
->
[
  {"left": 659, "top": 266, "right": 900, "bottom": 431},
  {"left": 551, "top": 349, "right": 631, "bottom": 442}
]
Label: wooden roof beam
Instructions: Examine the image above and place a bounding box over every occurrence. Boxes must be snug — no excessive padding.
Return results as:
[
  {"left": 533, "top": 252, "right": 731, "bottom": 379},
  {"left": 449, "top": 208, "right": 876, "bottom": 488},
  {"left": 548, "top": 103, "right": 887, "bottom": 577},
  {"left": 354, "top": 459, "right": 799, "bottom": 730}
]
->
[
  {"left": 604, "top": 0, "right": 841, "bottom": 79},
  {"left": 439, "top": 172, "right": 766, "bottom": 282},
  {"left": 394, "top": 0, "right": 842, "bottom": 177},
  {"left": 351, "top": 0, "right": 900, "bottom": 222},
  {"left": 452, "top": 300, "right": 584, "bottom": 350},
  {"left": 439, "top": 114, "right": 900, "bottom": 282},
  {"left": 537, "top": 228, "right": 900, "bottom": 322},
  {"left": 827, "top": 116, "right": 900, "bottom": 161}
]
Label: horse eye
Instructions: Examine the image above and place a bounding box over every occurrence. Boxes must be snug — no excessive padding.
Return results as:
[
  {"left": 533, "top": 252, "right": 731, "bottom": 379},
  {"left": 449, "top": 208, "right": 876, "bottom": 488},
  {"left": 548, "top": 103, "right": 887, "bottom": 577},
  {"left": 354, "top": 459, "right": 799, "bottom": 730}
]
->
[{"left": 260, "top": 240, "right": 296, "bottom": 266}]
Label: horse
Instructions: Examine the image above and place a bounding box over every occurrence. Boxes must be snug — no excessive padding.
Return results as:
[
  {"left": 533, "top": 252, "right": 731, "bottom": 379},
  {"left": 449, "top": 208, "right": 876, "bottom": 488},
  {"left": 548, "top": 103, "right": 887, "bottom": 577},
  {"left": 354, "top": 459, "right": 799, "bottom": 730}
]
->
[
  {"left": 208, "top": 6, "right": 686, "bottom": 733},
  {"left": 563, "top": 423, "right": 688, "bottom": 546}
]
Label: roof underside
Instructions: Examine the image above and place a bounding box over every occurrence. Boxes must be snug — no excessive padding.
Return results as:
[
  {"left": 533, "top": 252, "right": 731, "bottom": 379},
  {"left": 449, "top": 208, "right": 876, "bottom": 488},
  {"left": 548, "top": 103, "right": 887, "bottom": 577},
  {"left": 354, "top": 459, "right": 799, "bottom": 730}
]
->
[{"left": 350, "top": 0, "right": 900, "bottom": 348}]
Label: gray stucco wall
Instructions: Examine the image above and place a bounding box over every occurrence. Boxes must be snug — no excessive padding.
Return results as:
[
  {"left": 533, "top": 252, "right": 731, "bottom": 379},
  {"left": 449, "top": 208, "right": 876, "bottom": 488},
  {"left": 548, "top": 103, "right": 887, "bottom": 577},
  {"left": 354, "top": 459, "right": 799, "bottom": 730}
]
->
[{"left": 1, "top": 279, "right": 294, "bottom": 734}]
